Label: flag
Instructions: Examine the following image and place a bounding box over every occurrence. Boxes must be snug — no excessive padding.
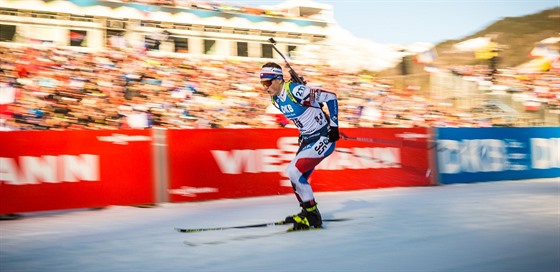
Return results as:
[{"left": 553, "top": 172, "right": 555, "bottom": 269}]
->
[
  {"left": 530, "top": 44, "right": 559, "bottom": 60},
  {"left": 475, "top": 42, "right": 498, "bottom": 60},
  {"left": 415, "top": 47, "right": 438, "bottom": 64},
  {"left": 69, "top": 30, "right": 87, "bottom": 46},
  {"left": 70, "top": 31, "right": 86, "bottom": 42}
]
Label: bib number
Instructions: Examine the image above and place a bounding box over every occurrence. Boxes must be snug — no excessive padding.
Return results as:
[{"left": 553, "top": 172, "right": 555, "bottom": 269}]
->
[{"left": 313, "top": 137, "right": 330, "bottom": 156}]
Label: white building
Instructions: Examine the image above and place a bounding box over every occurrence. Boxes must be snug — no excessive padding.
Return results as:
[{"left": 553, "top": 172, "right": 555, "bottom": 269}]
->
[{"left": 0, "top": 0, "right": 332, "bottom": 58}]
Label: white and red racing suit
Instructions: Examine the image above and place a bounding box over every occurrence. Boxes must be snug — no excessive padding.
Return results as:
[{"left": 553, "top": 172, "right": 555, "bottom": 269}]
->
[{"left": 272, "top": 81, "right": 339, "bottom": 203}]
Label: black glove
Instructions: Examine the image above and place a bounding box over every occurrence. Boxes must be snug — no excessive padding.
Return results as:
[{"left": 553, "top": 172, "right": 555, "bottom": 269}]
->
[{"left": 328, "top": 126, "right": 340, "bottom": 142}]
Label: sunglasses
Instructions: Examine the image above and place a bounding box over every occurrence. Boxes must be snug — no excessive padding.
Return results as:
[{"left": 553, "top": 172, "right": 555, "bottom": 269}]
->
[{"left": 261, "top": 79, "right": 273, "bottom": 87}]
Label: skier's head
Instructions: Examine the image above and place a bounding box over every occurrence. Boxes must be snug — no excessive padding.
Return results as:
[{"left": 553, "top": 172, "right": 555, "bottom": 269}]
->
[
  {"left": 260, "top": 62, "right": 283, "bottom": 81},
  {"left": 260, "top": 62, "right": 284, "bottom": 96}
]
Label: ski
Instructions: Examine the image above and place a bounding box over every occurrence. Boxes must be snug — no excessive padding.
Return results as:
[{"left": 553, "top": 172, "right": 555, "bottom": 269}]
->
[
  {"left": 175, "top": 221, "right": 286, "bottom": 233},
  {"left": 175, "top": 218, "right": 352, "bottom": 233},
  {"left": 183, "top": 227, "right": 327, "bottom": 246}
]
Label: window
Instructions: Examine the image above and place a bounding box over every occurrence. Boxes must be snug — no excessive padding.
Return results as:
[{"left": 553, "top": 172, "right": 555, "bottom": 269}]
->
[
  {"left": 69, "top": 29, "right": 87, "bottom": 47},
  {"left": 145, "top": 35, "right": 160, "bottom": 50},
  {"left": 262, "top": 44, "right": 273, "bottom": 58},
  {"left": 237, "top": 42, "right": 248, "bottom": 57},
  {"left": 173, "top": 37, "right": 188, "bottom": 53},
  {"left": 288, "top": 45, "right": 297, "bottom": 58},
  {"left": 0, "top": 24, "right": 16, "bottom": 41},
  {"left": 204, "top": 39, "right": 216, "bottom": 54},
  {"left": 107, "top": 30, "right": 125, "bottom": 49}
]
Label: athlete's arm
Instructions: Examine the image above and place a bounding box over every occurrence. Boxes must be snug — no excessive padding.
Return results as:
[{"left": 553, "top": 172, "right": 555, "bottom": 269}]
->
[
  {"left": 315, "top": 89, "right": 338, "bottom": 127},
  {"left": 289, "top": 83, "right": 339, "bottom": 127}
]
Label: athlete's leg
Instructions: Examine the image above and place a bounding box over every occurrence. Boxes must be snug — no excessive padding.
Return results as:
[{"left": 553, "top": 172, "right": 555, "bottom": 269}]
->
[
  {"left": 289, "top": 167, "right": 315, "bottom": 203},
  {"left": 286, "top": 136, "right": 335, "bottom": 202},
  {"left": 285, "top": 137, "right": 334, "bottom": 229}
]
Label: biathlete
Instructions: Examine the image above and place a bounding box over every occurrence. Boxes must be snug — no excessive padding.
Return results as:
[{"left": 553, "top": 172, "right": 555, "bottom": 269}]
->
[{"left": 259, "top": 62, "right": 340, "bottom": 230}]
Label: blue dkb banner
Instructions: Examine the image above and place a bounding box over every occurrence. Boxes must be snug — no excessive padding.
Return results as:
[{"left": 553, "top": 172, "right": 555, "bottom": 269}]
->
[{"left": 436, "top": 127, "right": 559, "bottom": 184}]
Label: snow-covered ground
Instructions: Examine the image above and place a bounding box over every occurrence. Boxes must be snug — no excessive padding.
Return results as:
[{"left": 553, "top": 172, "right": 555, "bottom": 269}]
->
[{"left": 1, "top": 178, "right": 559, "bottom": 272}]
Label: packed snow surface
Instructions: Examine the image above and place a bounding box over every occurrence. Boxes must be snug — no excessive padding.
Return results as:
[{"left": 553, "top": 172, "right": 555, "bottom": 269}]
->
[{"left": 1, "top": 178, "right": 559, "bottom": 272}]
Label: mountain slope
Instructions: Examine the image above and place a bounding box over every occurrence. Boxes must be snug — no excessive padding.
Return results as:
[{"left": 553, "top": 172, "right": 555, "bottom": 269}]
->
[
  {"left": 375, "top": 7, "right": 559, "bottom": 79},
  {"left": 433, "top": 7, "right": 560, "bottom": 68}
]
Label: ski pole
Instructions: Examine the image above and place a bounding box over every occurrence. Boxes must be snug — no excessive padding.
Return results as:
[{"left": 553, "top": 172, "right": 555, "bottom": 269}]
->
[{"left": 340, "top": 132, "right": 436, "bottom": 150}]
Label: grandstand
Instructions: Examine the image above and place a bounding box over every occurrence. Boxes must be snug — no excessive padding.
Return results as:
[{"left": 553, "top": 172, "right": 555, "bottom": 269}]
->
[{"left": 0, "top": 1, "right": 557, "bottom": 129}]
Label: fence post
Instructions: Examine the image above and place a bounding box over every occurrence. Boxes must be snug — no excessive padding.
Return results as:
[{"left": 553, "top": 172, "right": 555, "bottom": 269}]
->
[{"left": 152, "top": 127, "right": 169, "bottom": 203}]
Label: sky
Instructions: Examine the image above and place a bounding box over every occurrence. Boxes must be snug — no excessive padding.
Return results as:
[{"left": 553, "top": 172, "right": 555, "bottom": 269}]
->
[
  {"left": 1, "top": 178, "right": 558, "bottom": 271},
  {"left": 227, "top": 0, "right": 560, "bottom": 45}
]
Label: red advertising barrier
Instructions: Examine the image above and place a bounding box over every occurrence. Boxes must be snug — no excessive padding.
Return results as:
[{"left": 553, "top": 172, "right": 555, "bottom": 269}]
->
[
  {"left": 0, "top": 130, "right": 154, "bottom": 214},
  {"left": 167, "top": 128, "right": 432, "bottom": 202}
]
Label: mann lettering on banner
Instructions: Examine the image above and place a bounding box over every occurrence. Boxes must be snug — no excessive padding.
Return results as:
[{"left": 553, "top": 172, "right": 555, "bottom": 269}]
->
[
  {"left": 0, "top": 130, "right": 154, "bottom": 214},
  {"left": 0, "top": 154, "right": 99, "bottom": 185}
]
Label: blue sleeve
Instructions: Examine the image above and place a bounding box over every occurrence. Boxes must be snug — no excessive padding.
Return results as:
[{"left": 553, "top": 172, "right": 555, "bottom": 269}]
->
[{"left": 326, "top": 98, "right": 338, "bottom": 127}]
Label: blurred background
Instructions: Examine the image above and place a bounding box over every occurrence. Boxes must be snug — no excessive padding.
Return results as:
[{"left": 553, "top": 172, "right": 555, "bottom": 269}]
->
[
  {"left": 0, "top": 0, "right": 559, "bottom": 131},
  {"left": 1, "top": 3, "right": 558, "bottom": 270}
]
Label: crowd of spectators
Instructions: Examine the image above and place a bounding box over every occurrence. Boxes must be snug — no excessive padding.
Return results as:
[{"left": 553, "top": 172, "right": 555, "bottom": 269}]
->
[
  {"left": 448, "top": 62, "right": 560, "bottom": 113},
  {"left": 0, "top": 42, "right": 558, "bottom": 131},
  {"left": 493, "top": 68, "right": 559, "bottom": 111}
]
